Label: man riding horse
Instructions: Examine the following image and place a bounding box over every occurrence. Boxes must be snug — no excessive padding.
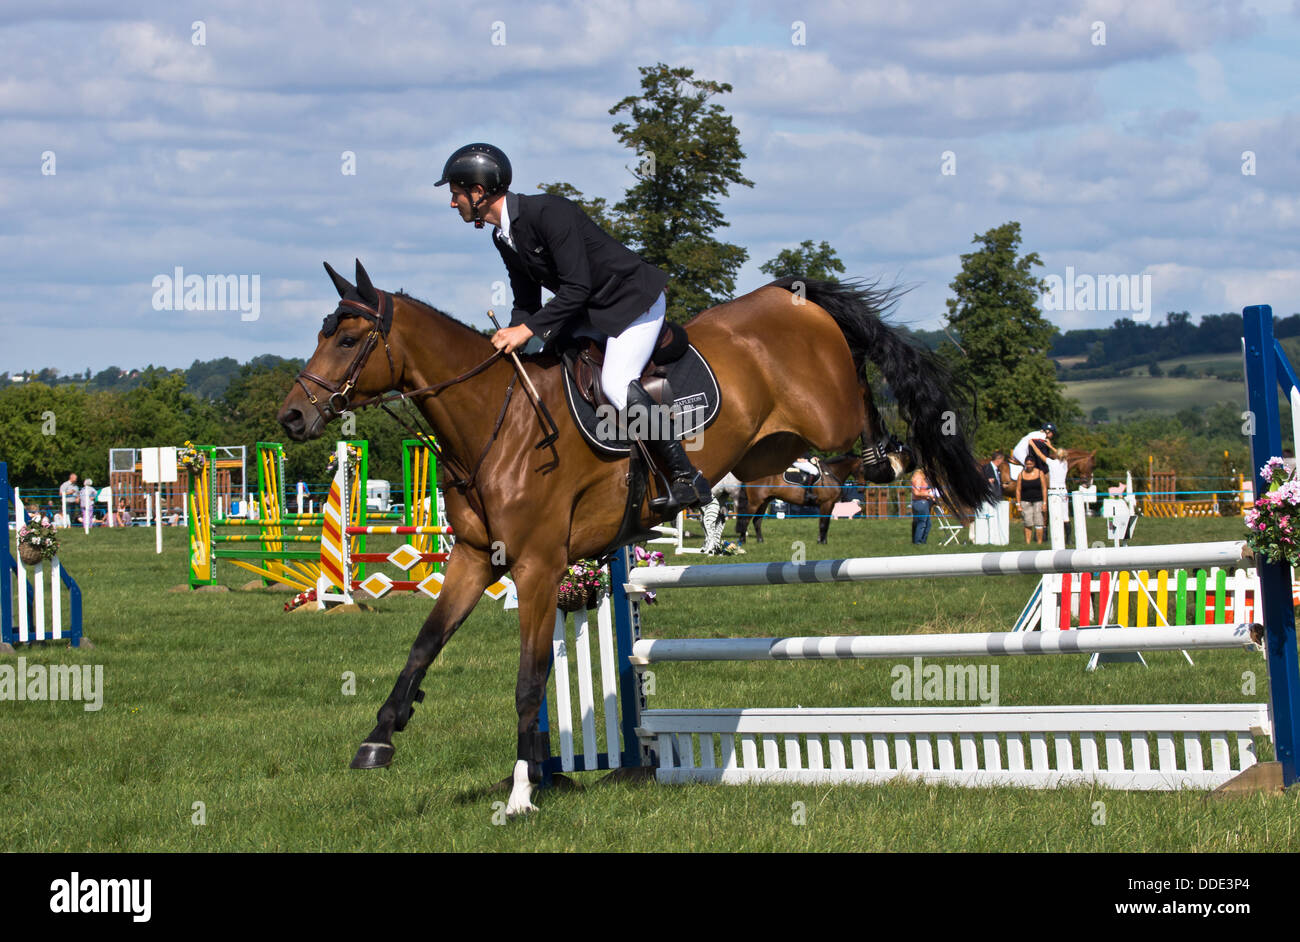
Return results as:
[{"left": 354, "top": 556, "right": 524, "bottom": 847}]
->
[
  {"left": 279, "top": 145, "right": 994, "bottom": 816},
  {"left": 439, "top": 142, "right": 711, "bottom": 511}
]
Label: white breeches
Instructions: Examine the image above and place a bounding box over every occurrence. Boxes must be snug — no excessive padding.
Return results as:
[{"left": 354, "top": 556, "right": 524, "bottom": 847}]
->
[{"left": 596, "top": 293, "right": 667, "bottom": 411}]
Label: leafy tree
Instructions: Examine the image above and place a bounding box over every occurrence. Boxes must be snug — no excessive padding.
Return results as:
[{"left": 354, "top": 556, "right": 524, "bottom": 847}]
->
[
  {"left": 534, "top": 64, "right": 752, "bottom": 323},
  {"left": 759, "top": 240, "right": 846, "bottom": 283},
  {"left": 1148, "top": 359, "right": 1163, "bottom": 377},
  {"left": 610, "top": 63, "right": 754, "bottom": 323},
  {"left": 940, "top": 221, "right": 1079, "bottom": 453},
  {"left": 0, "top": 383, "right": 92, "bottom": 486}
]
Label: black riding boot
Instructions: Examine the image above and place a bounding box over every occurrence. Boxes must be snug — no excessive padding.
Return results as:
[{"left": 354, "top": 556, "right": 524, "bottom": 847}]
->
[{"left": 626, "top": 379, "right": 712, "bottom": 509}]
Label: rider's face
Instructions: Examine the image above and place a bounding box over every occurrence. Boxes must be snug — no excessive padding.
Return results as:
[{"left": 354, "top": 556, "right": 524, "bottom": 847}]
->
[{"left": 449, "top": 184, "right": 482, "bottom": 223}]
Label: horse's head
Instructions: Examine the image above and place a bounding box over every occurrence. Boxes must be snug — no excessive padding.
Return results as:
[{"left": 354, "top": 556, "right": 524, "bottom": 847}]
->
[
  {"left": 278, "top": 259, "right": 400, "bottom": 441},
  {"left": 1068, "top": 448, "right": 1098, "bottom": 486}
]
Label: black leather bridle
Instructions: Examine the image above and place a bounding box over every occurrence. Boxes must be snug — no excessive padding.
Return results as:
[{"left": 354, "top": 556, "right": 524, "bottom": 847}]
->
[{"left": 293, "top": 291, "right": 397, "bottom": 420}]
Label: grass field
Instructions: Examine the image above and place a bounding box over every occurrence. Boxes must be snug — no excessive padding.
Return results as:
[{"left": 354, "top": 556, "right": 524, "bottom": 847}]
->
[
  {"left": 2, "top": 515, "right": 1297, "bottom": 853},
  {"left": 1062, "top": 375, "right": 1244, "bottom": 417}
]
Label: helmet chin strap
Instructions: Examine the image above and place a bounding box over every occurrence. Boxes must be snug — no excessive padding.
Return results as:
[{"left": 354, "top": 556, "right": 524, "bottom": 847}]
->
[{"left": 470, "top": 191, "right": 489, "bottom": 229}]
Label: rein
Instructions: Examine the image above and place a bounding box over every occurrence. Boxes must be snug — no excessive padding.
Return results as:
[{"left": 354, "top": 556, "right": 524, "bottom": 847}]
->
[{"left": 293, "top": 291, "right": 513, "bottom": 501}]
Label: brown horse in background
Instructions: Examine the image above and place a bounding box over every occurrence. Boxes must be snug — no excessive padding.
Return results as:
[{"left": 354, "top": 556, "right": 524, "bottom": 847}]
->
[
  {"left": 277, "top": 261, "right": 993, "bottom": 816},
  {"left": 997, "top": 447, "right": 1097, "bottom": 498},
  {"left": 735, "top": 454, "right": 864, "bottom": 544}
]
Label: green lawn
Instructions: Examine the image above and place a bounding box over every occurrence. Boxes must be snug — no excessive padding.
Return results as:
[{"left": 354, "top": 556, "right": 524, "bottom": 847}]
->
[
  {"left": 1118, "top": 353, "right": 1243, "bottom": 377},
  {"left": 1064, "top": 375, "right": 1244, "bottom": 417},
  {"left": 1, "top": 515, "right": 1295, "bottom": 852}
]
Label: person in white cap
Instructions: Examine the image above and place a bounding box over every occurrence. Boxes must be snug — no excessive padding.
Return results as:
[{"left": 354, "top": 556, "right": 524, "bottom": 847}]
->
[{"left": 80, "top": 479, "right": 96, "bottom": 530}]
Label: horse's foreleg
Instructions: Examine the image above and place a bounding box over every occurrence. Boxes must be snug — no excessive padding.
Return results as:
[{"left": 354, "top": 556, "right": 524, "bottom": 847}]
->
[
  {"left": 818, "top": 498, "right": 832, "bottom": 544},
  {"left": 350, "top": 547, "right": 496, "bottom": 770},
  {"left": 505, "top": 557, "right": 568, "bottom": 817}
]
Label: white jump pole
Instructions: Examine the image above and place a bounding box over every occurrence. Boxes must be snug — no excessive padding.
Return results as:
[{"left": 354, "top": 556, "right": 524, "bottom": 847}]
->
[
  {"left": 628, "top": 541, "right": 1250, "bottom": 591},
  {"left": 631, "top": 623, "right": 1259, "bottom": 663}
]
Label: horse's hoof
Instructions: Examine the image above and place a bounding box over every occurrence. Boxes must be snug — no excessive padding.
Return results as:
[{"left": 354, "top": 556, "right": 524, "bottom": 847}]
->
[
  {"left": 505, "top": 797, "right": 539, "bottom": 818},
  {"left": 350, "top": 742, "right": 394, "bottom": 769}
]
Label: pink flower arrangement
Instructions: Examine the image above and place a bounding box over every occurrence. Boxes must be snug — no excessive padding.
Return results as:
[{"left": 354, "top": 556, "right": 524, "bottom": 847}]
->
[
  {"left": 17, "top": 517, "right": 59, "bottom": 561},
  {"left": 634, "top": 545, "right": 665, "bottom": 603},
  {"left": 1245, "top": 457, "right": 1300, "bottom": 566},
  {"left": 556, "top": 560, "right": 610, "bottom": 611}
]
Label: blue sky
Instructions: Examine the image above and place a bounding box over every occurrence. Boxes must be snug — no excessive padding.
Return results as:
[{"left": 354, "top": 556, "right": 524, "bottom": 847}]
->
[{"left": 2, "top": 0, "right": 1297, "bottom": 375}]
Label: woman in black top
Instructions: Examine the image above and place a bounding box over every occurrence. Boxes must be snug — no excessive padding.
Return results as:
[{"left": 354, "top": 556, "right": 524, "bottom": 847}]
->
[{"left": 1015, "top": 455, "right": 1047, "bottom": 544}]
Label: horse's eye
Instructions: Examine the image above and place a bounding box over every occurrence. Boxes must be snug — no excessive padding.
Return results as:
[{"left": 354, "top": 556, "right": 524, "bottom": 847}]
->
[{"left": 340, "top": 336, "right": 357, "bottom": 348}]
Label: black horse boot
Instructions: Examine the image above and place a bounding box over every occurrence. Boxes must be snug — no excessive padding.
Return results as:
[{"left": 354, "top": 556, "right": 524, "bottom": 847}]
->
[{"left": 625, "top": 379, "right": 712, "bottom": 509}]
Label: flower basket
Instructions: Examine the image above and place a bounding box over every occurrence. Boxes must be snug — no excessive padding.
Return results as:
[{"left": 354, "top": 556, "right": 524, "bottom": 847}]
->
[
  {"left": 556, "top": 583, "right": 589, "bottom": 613},
  {"left": 556, "top": 560, "right": 609, "bottom": 612},
  {"left": 17, "top": 518, "right": 58, "bottom": 565}
]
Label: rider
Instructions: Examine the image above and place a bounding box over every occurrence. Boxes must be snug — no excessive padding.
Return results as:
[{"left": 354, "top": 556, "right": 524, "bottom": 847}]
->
[
  {"left": 436, "top": 143, "right": 711, "bottom": 509},
  {"left": 792, "top": 453, "right": 821, "bottom": 505},
  {"left": 1010, "top": 423, "right": 1060, "bottom": 482}
]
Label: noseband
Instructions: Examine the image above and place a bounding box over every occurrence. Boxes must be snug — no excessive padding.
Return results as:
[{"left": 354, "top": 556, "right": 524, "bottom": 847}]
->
[{"left": 294, "top": 291, "right": 397, "bottom": 420}]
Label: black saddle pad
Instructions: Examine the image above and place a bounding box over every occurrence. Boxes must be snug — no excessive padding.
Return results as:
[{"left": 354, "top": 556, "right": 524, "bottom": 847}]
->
[
  {"left": 561, "top": 345, "right": 721, "bottom": 457},
  {"left": 781, "top": 470, "right": 808, "bottom": 487}
]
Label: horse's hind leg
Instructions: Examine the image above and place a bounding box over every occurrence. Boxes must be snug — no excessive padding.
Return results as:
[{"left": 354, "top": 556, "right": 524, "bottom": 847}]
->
[
  {"left": 751, "top": 496, "right": 769, "bottom": 543},
  {"left": 351, "top": 546, "right": 496, "bottom": 769}
]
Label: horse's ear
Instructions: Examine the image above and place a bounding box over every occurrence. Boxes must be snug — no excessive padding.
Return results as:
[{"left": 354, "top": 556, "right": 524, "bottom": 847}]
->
[
  {"left": 323, "top": 261, "right": 352, "bottom": 298},
  {"left": 355, "top": 259, "right": 378, "bottom": 304}
]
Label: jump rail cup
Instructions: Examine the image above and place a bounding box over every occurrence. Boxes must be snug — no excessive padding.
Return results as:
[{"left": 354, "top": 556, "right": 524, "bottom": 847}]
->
[{"left": 3, "top": 463, "right": 83, "bottom": 650}]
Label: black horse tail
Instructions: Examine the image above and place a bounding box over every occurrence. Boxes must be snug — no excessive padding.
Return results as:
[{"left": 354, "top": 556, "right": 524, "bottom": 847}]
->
[{"left": 768, "top": 276, "right": 994, "bottom": 514}]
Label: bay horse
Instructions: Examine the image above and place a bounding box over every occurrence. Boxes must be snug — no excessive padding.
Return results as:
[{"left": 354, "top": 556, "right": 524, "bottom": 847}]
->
[
  {"left": 996, "top": 448, "right": 1097, "bottom": 498},
  {"left": 734, "top": 454, "right": 864, "bottom": 544},
  {"left": 277, "top": 260, "right": 993, "bottom": 816}
]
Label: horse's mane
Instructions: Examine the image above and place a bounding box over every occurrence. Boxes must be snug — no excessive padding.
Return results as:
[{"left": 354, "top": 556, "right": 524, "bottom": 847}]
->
[{"left": 392, "top": 291, "right": 492, "bottom": 342}]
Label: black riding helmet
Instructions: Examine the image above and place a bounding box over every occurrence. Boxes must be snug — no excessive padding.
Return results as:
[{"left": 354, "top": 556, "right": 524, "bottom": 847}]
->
[{"left": 436, "top": 143, "right": 512, "bottom": 227}]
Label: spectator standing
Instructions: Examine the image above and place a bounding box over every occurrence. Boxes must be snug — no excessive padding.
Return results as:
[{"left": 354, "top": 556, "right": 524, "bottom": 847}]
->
[
  {"left": 1043, "top": 450, "right": 1071, "bottom": 543},
  {"left": 982, "top": 452, "right": 1006, "bottom": 494},
  {"left": 1015, "top": 456, "right": 1047, "bottom": 544},
  {"left": 58, "top": 473, "right": 79, "bottom": 527},
  {"left": 80, "top": 479, "right": 96, "bottom": 532},
  {"left": 911, "top": 469, "right": 936, "bottom": 545}
]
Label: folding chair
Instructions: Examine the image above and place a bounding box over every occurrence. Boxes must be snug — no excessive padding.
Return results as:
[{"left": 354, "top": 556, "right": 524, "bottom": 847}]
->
[{"left": 932, "top": 501, "right": 964, "bottom": 546}]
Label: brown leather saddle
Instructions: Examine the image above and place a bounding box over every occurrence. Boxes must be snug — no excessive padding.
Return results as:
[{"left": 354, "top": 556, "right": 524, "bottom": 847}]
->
[
  {"left": 568, "top": 320, "right": 689, "bottom": 413},
  {"left": 556, "top": 321, "right": 722, "bottom": 557}
]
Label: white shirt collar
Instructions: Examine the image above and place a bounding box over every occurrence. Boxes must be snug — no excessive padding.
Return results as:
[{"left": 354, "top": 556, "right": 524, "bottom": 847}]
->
[{"left": 496, "top": 196, "right": 513, "bottom": 248}]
